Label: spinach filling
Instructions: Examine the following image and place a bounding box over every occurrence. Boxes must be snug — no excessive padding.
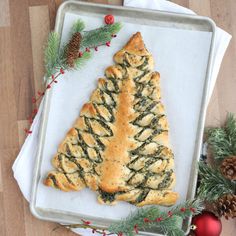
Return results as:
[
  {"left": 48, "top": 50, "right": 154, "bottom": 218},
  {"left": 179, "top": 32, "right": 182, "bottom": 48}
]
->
[
  {"left": 99, "top": 190, "right": 116, "bottom": 203},
  {"left": 158, "top": 170, "right": 173, "bottom": 190},
  {"left": 135, "top": 189, "right": 150, "bottom": 203}
]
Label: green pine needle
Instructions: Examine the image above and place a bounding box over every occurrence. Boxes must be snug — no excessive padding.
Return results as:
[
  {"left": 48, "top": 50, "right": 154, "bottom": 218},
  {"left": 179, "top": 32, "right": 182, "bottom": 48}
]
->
[
  {"left": 108, "top": 199, "right": 203, "bottom": 236},
  {"left": 44, "top": 32, "right": 61, "bottom": 77},
  {"left": 197, "top": 162, "right": 236, "bottom": 201},
  {"left": 43, "top": 20, "right": 122, "bottom": 78},
  {"left": 207, "top": 113, "right": 236, "bottom": 160},
  {"left": 70, "top": 51, "right": 92, "bottom": 70},
  {"left": 81, "top": 22, "right": 122, "bottom": 49},
  {"left": 71, "top": 19, "right": 85, "bottom": 35}
]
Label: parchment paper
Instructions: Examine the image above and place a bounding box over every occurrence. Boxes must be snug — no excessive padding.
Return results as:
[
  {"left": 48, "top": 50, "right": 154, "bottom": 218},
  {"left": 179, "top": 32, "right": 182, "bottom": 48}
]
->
[{"left": 35, "top": 12, "right": 212, "bottom": 220}]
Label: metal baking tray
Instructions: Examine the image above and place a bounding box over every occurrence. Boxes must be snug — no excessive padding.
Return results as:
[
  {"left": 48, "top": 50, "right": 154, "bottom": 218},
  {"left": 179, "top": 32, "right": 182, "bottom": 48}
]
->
[{"left": 30, "top": 1, "right": 216, "bottom": 235}]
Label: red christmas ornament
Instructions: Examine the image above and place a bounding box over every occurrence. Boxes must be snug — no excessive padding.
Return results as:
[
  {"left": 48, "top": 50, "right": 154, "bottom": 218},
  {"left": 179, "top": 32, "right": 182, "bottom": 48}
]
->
[
  {"left": 192, "top": 211, "right": 222, "bottom": 236},
  {"left": 104, "top": 14, "right": 114, "bottom": 25}
]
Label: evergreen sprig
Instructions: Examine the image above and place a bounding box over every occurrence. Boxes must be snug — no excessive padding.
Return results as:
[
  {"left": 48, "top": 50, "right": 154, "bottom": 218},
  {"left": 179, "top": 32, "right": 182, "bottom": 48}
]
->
[
  {"left": 44, "top": 32, "right": 61, "bottom": 77},
  {"left": 197, "top": 161, "right": 236, "bottom": 201},
  {"left": 207, "top": 113, "right": 236, "bottom": 160},
  {"left": 81, "top": 22, "right": 122, "bottom": 49},
  {"left": 43, "top": 20, "right": 122, "bottom": 78},
  {"left": 108, "top": 199, "right": 203, "bottom": 236},
  {"left": 71, "top": 19, "right": 85, "bottom": 35}
]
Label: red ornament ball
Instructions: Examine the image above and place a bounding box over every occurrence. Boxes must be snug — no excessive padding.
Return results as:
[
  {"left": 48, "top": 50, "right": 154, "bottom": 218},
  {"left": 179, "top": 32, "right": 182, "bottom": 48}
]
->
[
  {"left": 104, "top": 14, "right": 114, "bottom": 25},
  {"left": 192, "top": 211, "right": 222, "bottom": 236}
]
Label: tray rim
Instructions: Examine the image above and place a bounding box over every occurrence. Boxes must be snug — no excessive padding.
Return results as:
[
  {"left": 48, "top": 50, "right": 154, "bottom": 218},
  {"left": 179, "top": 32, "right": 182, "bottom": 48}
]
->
[{"left": 30, "top": 1, "right": 216, "bottom": 235}]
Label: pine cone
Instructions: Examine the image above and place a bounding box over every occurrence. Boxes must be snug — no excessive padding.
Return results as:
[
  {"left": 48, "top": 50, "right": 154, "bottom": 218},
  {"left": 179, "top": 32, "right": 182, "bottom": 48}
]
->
[
  {"left": 216, "top": 194, "right": 236, "bottom": 219},
  {"left": 66, "top": 32, "right": 82, "bottom": 67},
  {"left": 220, "top": 156, "right": 236, "bottom": 180}
]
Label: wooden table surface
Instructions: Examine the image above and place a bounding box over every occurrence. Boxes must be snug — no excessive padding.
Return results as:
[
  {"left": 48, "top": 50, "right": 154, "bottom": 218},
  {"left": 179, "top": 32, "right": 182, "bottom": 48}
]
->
[{"left": 0, "top": 0, "right": 235, "bottom": 235}]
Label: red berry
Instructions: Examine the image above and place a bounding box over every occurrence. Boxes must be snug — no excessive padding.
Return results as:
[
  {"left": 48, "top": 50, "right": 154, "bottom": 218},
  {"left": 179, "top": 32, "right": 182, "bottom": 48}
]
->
[
  {"left": 78, "top": 51, "right": 83, "bottom": 57},
  {"left": 144, "top": 218, "right": 150, "bottom": 223},
  {"left": 94, "top": 47, "right": 98, "bottom": 51},
  {"left": 47, "top": 84, "right": 51, "bottom": 89},
  {"left": 86, "top": 48, "right": 90, "bottom": 52},
  {"left": 180, "top": 207, "right": 186, "bottom": 212},
  {"left": 168, "top": 211, "right": 173, "bottom": 217},
  {"left": 133, "top": 224, "right": 138, "bottom": 233},
  {"left": 106, "top": 41, "right": 111, "bottom": 47},
  {"left": 104, "top": 14, "right": 114, "bottom": 25},
  {"left": 37, "top": 91, "right": 42, "bottom": 96},
  {"left": 24, "top": 129, "right": 32, "bottom": 134},
  {"left": 111, "top": 34, "right": 117, "bottom": 38},
  {"left": 51, "top": 74, "right": 55, "bottom": 79},
  {"left": 190, "top": 207, "right": 196, "bottom": 213},
  {"left": 82, "top": 220, "right": 91, "bottom": 225},
  {"left": 54, "top": 80, "right": 58, "bottom": 83},
  {"left": 28, "top": 117, "right": 33, "bottom": 123},
  {"left": 60, "top": 68, "right": 65, "bottom": 74},
  {"left": 32, "top": 97, "right": 36, "bottom": 103},
  {"left": 156, "top": 217, "right": 163, "bottom": 222}
]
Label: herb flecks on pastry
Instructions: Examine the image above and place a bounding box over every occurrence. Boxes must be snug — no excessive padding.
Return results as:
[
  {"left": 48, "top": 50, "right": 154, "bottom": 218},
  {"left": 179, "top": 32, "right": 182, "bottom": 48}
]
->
[{"left": 44, "top": 32, "right": 179, "bottom": 206}]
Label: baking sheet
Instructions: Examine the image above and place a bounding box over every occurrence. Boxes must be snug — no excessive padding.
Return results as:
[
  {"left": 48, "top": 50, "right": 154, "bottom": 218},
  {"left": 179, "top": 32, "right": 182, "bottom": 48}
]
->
[{"left": 34, "top": 11, "right": 212, "bottom": 221}]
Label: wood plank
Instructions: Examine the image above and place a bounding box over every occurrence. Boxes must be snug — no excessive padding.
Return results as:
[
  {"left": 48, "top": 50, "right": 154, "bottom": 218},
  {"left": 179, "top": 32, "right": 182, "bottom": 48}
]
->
[
  {"left": 47, "top": 0, "right": 62, "bottom": 29},
  {"left": 221, "top": 218, "right": 236, "bottom": 236},
  {"left": 1, "top": 149, "right": 26, "bottom": 236},
  {"left": 0, "top": 0, "right": 10, "bottom": 27},
  {"left": 8, "top": 0, "right": 34, "bottom": 120},
  {"left": 205, "top": 87, "right": 221, "bottom": 127},
  {"left": 0, "top": 27, "right": 19, "bottom": 149},
  {"left": 108, "top": 0, "right": 123, "bottom": 5},
  {"left": 210, "top": 0, "right": 236, "bottom": 123},
  {"left": 172, "top": 0, "right": 189, "bottom": 8},
  {"left": 22, "top": 199, "right": 76, "bottom": 236},
  {"left": 0, "top": 159, "right": 3, "bottom": 192},
  {"left": 0, "top": 193, "right": 6, "bottom": 236},
  {"left": 29, "top": 5, "right": 50, "bottom": 102},
  {"left": 29, "top": 0, "right": 61, "bottom": 29},
  {"left": 189, "top": 0, "right": 211, "bottom": 17},
  {"left": 17, "top": 120, "right": 28, "bottom": 148}
]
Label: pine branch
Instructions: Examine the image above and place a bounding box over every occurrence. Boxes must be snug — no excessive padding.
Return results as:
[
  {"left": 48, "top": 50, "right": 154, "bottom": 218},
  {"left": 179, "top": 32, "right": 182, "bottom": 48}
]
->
[
  {"left": 44, "top": 32, "right": 61, "bottom": 77},
  {"left": 69, "top": 51, "right": 92, "bottom": 70},
  {"left": 43, "top": 21, "right": 122, "bottom": 79},
  {"left": 197, "top": 162, "right": 236, "bottom": 201},
  {"left": 170, "top": 199, "right": 204, "bottom": 217},
  {"left": 225, "top": 113, "right": 236, "bottom": 152},
  {"left": 71, "top": 19, "right": 85, "bottom": 35},
  {"left": 81, "top": 22, "right": 122, "bottom": 49},
  {"left": 108, "top": 199, "right": 203, "bottom": 236},
  {"left": 207, "top": 113, "right": 236, "bottom": 160}
]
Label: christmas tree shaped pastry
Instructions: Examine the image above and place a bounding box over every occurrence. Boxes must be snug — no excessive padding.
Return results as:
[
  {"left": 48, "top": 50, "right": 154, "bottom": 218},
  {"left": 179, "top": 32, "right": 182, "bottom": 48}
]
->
[{"left": 45, "top": 32, "right": 179, "bottom": 206}]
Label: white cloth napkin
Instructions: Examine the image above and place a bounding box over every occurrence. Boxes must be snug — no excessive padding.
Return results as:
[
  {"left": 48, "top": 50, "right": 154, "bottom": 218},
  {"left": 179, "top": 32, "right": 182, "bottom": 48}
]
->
[{"left": 12, "top": 0, "right": 231, "bottom": 235}]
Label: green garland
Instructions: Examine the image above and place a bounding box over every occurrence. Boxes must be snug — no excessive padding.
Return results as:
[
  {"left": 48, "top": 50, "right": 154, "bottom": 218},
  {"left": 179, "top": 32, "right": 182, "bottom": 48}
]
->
[
  {"left": 65, "top": 199, "right": 203, "bottom": 236},
  {"left": 44, "top": 19, "right": 122, "bottom": 77},
  {"left": 197, "top": 113, "right": 236, "bottom": 216},
  {"left": 206, "top": 113, "right": 236, "bottom": 160},
  {"left": 109, "top": 199, "right": 203, "bottom": 236},
  {"left": 197, "top": 162, "right": 236, "bottom": 201}
]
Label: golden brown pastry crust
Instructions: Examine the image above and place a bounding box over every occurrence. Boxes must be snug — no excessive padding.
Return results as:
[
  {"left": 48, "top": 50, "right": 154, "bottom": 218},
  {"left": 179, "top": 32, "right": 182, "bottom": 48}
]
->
[{"left": 44, "top": 32, "right": 179, "bottom": 206}]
